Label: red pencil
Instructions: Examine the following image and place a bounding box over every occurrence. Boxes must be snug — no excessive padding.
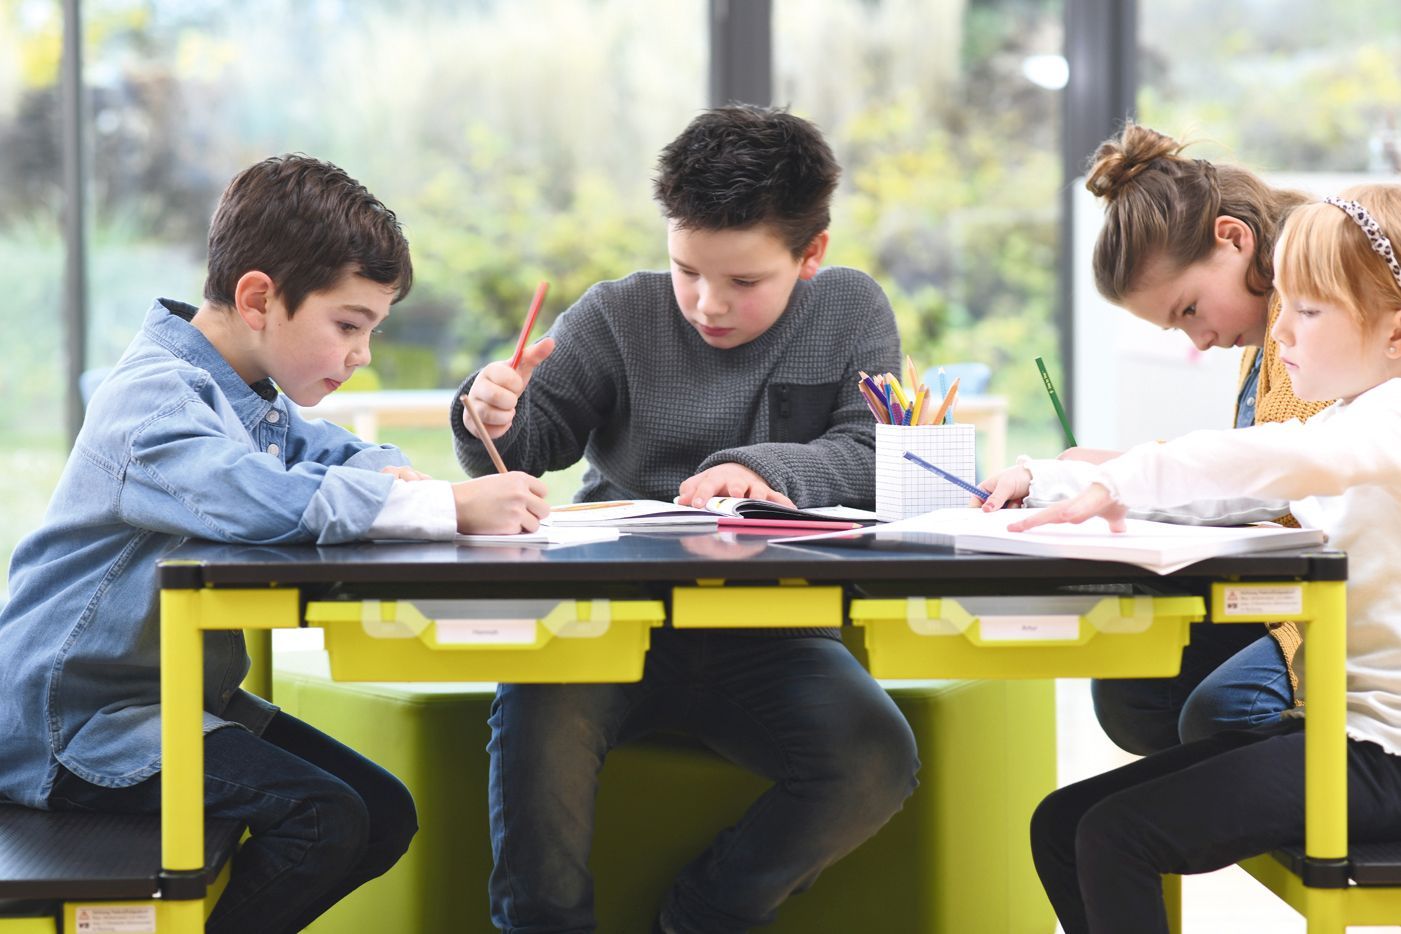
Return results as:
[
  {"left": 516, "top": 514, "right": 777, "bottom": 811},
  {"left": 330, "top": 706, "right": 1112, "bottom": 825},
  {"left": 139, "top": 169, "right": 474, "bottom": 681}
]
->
[{"left": 509, "top": 281, "right": 550, "bottom": 369}]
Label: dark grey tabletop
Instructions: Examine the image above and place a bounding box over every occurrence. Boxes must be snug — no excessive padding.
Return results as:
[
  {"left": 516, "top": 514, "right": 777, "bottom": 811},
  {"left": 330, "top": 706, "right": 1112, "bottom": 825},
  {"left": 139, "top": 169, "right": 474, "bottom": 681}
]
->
[{"left": 159, "top": 530, "right": 1345, "bottom": 600}]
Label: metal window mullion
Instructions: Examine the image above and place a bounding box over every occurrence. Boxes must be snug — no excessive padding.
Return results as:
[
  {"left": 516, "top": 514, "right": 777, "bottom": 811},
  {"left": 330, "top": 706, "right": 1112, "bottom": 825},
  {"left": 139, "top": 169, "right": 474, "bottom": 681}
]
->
[
  {"left": 709, "top": 0, "right": 772, "bottom": 107},
  {"left": 1059, "top": 0, "right": 1137, "bottom": 425},
  {"left": 61, "top": 0, "right": 88, "bottom": 443}
]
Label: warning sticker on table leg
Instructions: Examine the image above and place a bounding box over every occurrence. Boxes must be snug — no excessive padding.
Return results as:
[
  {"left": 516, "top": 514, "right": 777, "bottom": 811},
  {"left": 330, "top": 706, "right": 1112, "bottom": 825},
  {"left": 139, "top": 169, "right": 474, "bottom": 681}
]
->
[
  {"left": 74, "top": 906, "right": 157, "bottom": 933},
  {"left": 1221, "top": 585, "right": 1303, "bottom": 617}
]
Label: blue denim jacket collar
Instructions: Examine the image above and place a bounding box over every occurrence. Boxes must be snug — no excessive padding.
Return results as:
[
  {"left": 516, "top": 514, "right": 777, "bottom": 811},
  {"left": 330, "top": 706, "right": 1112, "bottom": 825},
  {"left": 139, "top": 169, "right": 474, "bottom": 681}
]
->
[{"left": 145, "top": 298, "right": 286, "bottom": 428}]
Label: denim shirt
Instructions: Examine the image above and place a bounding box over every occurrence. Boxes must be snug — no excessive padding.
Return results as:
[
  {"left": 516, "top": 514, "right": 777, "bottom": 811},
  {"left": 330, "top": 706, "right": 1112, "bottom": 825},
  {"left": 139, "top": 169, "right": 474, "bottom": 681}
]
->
[
  {"left": 0, "top": 298, "right": 407, "bottom": 808},
  {"left": 1236, "top": 348, "right": 1263, "bottom": 429}
]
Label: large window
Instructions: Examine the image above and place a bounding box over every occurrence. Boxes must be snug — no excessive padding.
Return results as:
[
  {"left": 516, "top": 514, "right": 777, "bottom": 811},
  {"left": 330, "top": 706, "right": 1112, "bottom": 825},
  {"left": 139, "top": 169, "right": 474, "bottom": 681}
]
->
[
  {"left": 2, "top": 0, "right": 706, "bottom": 590},
  {"left": 1, "top": 0, "right": 67, "bottom": 589},
  {"left": 80, "top": 0, "right": 704, "bottom": 484},
  {"left": 1139, "top": 1, "right": 1401, "bottom": 173},
  {"left": 775, "top": 0, "right": 1066, "bottom": 461}
]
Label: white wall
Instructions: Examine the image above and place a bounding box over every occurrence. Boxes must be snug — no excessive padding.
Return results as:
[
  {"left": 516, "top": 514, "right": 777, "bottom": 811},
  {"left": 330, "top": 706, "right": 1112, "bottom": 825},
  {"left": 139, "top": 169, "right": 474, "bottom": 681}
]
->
[{"left": 1071, "top": 173, "right": 1380, "bottom": 450}]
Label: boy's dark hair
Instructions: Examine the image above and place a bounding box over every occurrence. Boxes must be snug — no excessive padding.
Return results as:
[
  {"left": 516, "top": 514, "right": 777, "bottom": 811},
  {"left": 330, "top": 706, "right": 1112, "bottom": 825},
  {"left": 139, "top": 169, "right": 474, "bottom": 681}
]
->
[
  {"left": 203, "top": 154, "right": 412, "bottom": 315},
  {"left": 653, "top": 105, "right": 839, "bottom": 257}
]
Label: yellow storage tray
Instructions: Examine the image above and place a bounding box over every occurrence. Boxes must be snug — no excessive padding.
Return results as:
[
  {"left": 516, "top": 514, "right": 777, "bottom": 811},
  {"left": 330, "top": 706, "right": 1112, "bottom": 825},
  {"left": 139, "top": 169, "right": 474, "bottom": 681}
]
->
[
  {"left": 306, "top": 598, "right": 665, "bottom": 683},
  {"left": 672, "top": 583, "right": 842, "bottom": 628},
  {"left": 849, "top": 594, "right": 1205, "bottom": 679}
]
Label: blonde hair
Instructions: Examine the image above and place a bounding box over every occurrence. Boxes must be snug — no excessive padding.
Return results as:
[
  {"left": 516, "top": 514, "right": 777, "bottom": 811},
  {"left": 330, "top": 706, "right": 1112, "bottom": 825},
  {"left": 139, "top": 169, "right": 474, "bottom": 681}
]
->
[
  {"left": 1274, "top": 184, "right": 1401, "bottom": 329},
  {"left": 1085, "top": 122, "right": 1311, "bottom": 303}
]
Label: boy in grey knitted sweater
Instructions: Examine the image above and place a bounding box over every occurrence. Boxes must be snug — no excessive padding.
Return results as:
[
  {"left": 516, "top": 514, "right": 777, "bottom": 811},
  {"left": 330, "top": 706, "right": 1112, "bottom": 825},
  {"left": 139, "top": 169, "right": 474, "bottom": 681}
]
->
[{"left": 454, "top": 105, "right": 919, "bottom": 934}]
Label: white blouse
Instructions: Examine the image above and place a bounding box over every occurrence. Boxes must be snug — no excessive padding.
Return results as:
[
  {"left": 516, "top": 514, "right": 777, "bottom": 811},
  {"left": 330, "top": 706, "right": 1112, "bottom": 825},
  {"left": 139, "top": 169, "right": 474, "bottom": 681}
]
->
[{"left": 1030, "top": 378, "right": 1401, "bottom": 755}]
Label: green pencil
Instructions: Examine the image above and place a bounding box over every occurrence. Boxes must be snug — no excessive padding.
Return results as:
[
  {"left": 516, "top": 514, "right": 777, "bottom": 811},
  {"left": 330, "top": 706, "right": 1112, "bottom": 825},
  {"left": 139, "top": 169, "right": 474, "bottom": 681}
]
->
[{"left": 1035, "top": 355, "right": 1077, "bottom": 448}]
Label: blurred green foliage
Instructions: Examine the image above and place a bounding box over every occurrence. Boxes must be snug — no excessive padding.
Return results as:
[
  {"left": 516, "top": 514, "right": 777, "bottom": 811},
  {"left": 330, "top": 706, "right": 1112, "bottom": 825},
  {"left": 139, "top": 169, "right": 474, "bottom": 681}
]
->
[{"left": 1137, "top": 1, "right": 1401, "bottom": 172}]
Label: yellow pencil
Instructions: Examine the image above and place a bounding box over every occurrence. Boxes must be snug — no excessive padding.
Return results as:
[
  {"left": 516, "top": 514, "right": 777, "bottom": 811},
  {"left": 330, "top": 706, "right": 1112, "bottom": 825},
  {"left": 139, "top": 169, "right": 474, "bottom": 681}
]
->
[
  {"left": 886, "top": 373, "right": 909, "bottom": 409},
  {"left": 910, "top": 386, "right": 927, "bottom": 425}
]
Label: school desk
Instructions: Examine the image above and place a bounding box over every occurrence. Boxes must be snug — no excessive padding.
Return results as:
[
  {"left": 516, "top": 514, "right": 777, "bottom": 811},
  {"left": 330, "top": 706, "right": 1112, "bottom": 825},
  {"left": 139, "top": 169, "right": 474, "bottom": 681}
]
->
[{"left": 148, "top": 533, "right": 1348, "bottom": 933}]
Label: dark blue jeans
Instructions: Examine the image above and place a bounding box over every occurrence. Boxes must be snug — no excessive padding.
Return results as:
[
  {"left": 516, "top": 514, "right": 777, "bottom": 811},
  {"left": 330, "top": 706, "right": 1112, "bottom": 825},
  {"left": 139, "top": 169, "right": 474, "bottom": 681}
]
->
[
  {"left": 487, "top": 629, "right": 921, "bottom": 934},
  {"left": 48, "top": 711, "right": 417, "bottom": 934},
  {"left": 1091, "top": 623, "right": 1291, "bottom": 755},
  {"left": 1031, "top": 718, "right": 1401, "bottom": 934}
]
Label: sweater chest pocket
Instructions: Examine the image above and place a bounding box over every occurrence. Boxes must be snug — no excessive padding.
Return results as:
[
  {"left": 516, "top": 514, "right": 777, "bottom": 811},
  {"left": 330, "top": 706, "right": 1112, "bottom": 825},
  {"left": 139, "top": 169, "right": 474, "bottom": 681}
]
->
[{"left": 767, "top": 381, "right": 840, "bottom": 443}]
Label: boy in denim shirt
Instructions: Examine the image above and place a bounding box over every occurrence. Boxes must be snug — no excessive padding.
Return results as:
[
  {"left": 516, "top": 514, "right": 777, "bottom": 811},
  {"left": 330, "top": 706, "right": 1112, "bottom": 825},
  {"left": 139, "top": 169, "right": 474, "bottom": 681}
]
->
[
  {"left": 454, "top": 106, "right": 919, "bottom": 934},
  {"left": 0, "top": 155, "right": 548, "bottom": 933}
]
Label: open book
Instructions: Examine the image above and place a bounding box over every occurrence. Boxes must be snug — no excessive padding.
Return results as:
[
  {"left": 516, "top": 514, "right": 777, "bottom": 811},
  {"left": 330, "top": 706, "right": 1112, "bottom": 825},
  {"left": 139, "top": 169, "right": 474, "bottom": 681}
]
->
[
  {"left": 541, "top": 498, "right": 876, "bottom": 531},
  {"left": 772, "top": 507, "right": 1327, "bottom": 574}
]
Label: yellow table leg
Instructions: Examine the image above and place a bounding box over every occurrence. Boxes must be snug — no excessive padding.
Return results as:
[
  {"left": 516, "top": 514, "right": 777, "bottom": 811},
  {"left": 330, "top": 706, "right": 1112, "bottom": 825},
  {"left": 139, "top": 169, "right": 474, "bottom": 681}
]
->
[
  {"left": 160, "top": 586, "right": 299, "bottom": 932},
  {"left": 160, "top": 587, "right": 206, "bottom": 934},
  {"left": 1304, "top": 581, "right": 1348, "bottom": 866},
  {"left": 1302, "top": 886, "right": 1346, "bottom": 934},
  {"left": 1162, "top": 872, "right": 1182, "bottom": 934}
]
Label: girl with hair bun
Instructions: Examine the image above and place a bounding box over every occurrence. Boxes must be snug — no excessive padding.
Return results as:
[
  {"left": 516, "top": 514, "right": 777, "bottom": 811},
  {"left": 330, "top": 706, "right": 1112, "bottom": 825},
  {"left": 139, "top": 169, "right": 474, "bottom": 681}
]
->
[
  {"left": 981, "top": 123, "right": 1332, "bottom": 757},
  {"left": 1084, "top": 125, "right": 1333, "bottom": 757}
]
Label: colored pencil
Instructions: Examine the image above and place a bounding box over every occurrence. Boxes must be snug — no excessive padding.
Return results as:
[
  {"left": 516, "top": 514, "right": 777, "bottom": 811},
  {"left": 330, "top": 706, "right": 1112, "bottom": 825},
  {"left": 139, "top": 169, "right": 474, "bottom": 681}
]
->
[
  {"left": 1035, "top": 355, "right": 1077, "bottom": 447},
  {"left": 930, "top": 376, "right": 960, "bottom": 425},
  {"left": 857, "top": 382, "right": 888, "bottom": 422},
  {"left": 903, "top": 451, "right": 989, "bottom": 501},
  {"left": 905, "top": 355, "right": 921, "bottom": 397},
  {"left": 460, "top": 394, "right": 509, "bottom": 474},
  {"left": 508, "top": 281, "right": 550, "bottom": 369}
]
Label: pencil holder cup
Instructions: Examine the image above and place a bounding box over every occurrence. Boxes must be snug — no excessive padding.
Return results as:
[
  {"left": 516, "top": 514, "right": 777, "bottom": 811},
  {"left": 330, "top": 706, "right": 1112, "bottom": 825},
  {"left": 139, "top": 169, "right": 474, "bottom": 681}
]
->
[{"left": 875, "top": 423, "right": 978, "bottom": 521}]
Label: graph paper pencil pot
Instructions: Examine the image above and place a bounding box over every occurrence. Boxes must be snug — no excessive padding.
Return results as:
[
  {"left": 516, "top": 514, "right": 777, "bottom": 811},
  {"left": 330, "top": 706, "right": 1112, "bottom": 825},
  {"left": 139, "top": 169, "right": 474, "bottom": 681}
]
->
[{"left": 875, "top": 423, "right": 978, "bottom": 521}]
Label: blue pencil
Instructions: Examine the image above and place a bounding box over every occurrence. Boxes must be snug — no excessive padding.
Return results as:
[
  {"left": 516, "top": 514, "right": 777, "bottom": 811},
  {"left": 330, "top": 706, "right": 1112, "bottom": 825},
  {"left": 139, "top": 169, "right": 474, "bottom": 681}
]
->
[
  {"left": 936, "top": 367, "right": 953, "bottom": 425},
  {"left": 902, "top": 451, "right": 989, "bottom": 501}
]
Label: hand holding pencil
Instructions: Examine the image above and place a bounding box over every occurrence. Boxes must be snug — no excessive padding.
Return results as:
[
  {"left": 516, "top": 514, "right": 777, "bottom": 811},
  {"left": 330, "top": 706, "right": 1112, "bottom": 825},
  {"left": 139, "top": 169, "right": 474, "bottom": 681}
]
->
[
  {"left": 453, "top": 280, "right": 554, "bottom": 531},
  {"left": 462, "top": 281, "right": 552, "bottom": 441}
]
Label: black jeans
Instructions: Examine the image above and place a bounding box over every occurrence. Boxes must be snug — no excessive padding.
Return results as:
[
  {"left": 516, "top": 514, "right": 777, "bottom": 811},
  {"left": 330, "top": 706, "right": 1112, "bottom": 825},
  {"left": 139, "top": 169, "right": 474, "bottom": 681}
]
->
[
  {"left": 1030, "top": 717, "right": 1401, "bottom": 934},
  {"left": 487, "top": 629, "right": 921, "bottom": 934},
  {"left": 48, "top": 711, "right": 417, "bottom": 934}
]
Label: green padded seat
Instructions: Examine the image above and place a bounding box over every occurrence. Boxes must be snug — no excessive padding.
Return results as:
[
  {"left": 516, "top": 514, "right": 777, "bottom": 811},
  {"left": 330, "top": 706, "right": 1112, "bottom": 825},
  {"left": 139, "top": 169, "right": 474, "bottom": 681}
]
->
[{"left": 273, "top": 651, "right": 1055, "bottom": 934}]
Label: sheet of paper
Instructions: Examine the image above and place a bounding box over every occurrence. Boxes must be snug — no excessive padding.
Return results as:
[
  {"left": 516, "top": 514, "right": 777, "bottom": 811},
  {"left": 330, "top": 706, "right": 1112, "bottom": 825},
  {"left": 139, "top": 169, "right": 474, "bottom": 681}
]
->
[
  {"left": 771, "top": 507, "right": 1324, "bottom": 574},
  {"left": 453, "top": 527, "right": 622, "bottom": 547},
  {"left": 769, "top": 507, "right": 989, "bottom": 545},
  {"left": 805, "top": 505, "right": 880, "bottom": 521},
  {"left": 543, "top": 499, "right": 716, "bottom": 527}
]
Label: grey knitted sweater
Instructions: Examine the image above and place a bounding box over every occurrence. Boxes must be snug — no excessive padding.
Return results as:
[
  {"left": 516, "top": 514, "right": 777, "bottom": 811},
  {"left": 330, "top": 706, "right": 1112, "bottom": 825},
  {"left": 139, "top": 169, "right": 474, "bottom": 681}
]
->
[{"left": 451, "top": 266, "right": 900, "bottom": 508}]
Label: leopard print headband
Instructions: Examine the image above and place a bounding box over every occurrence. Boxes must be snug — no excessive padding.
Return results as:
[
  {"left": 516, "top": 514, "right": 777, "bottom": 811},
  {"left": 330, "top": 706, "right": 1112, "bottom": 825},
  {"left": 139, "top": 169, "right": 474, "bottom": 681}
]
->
[{"left": 1322, "top": 196, "right": 1401, "bottom": 291}]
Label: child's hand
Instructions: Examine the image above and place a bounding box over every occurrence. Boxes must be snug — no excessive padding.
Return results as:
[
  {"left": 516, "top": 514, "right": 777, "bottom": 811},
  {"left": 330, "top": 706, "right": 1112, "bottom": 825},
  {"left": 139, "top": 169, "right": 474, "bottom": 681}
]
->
[
  {"left": 452, "top": 472, "right": 551, "bottom": 534},
  {"left": 977, "top": 465, "right": 1032, "bottom": 511},
  {"left": 462, "top": 338, "right": 556, "bottom": 440},
  {"left": 1057, "top": 447, "right": 1121, "bottom": 465},
  {"left": 1007, "top": 483, "right": 1127, "bottom": 533},
  {"left": 678, "top": 463, "right": 795, "bottom": 509},
  {"left": 380, "top": 465, "right": 433, "bottom": 482}
]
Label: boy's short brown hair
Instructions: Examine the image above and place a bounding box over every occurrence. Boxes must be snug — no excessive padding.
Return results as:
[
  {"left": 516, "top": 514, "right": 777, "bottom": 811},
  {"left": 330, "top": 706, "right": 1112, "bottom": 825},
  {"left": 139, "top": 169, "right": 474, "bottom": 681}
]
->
[
  {"left": 203, "top": 154, "right": 412, "bottom": 314},
  {"left": 653, "top": 105, "right": 839, "bottom": 257}
]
